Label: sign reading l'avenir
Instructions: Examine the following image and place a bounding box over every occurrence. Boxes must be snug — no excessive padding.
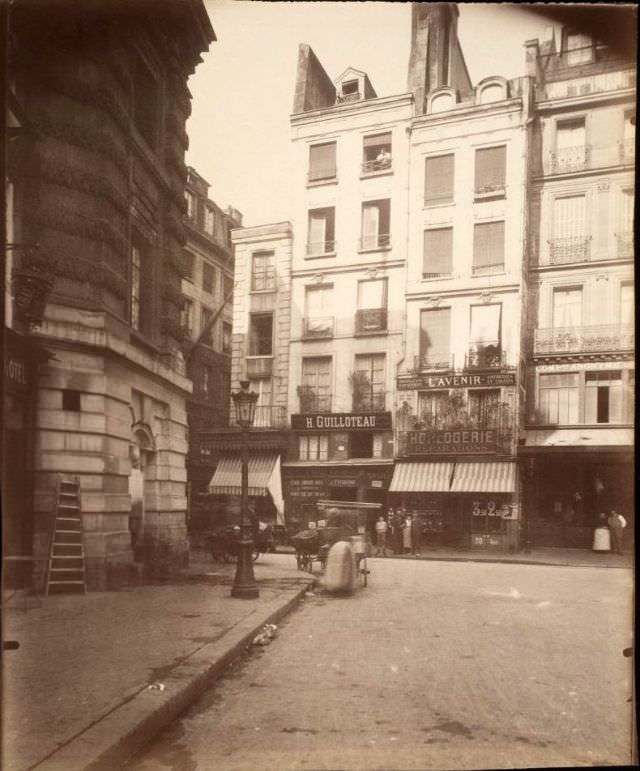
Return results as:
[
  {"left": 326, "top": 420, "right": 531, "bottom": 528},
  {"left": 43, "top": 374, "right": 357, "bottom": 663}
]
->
[
  {"left": 291, "top": 412, "right": 392, "bottom": 431},
  {"left": 397, "top": 372, "right": 516, "bottom": 391}
]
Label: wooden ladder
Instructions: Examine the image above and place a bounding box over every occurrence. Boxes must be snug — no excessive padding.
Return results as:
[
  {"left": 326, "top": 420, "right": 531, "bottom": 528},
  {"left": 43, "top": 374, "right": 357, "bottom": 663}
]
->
[{"left": 45, "top": 476, "right": 87, "bottom": 595}]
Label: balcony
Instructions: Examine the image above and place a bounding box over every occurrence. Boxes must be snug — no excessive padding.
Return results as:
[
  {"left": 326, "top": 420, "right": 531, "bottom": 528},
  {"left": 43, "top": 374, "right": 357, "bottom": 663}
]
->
[
  {"left": 413, "top": 354, "right": 455, "bottom": 372},
  {"left": 619, "top": 138, "right": 635, "bottom": 165},
  {"left": 464, "top": 345, "right": 509, "bottom": 371},
  {"left": 252, "top": 405, "right": 288, "bottom": 429},
  {"left": 246, "top": 356, "right": 273, "bottom": 378},
  {"left": 359, "top": 233, "right": 391, "bottom": 251},
  {"left": 422, "top": 271, "right": 452, "bottom": 280},
  {"left": 361, "top": 158, "right": 392, "bottom": 174},
  {"left": 474, "top": 183, "right": 505, "bottom": 199},
  {"left": 616, "top": 232, "right": 634, "bottom": 259},
  {"left": 306, "top": 240, "right": 336, "bottom": 257},
  {"left": 302, "top": 316, "right": 334, "bottom": 339},
  {"left": 546, "top": 145, "right": 591, "bottom": 175},
  {"left": 534, "top": 325, "right": 635, "bottom": 356},
  {"left": 307, "top": 167, "right": 336, "bottom": 184},
  {"left": 547, "top": 236, "right": 591, "bottom": 265},
  {"left": 355, "top": 308, "right": 387, "bottom": 335},
  {"left": 336, "top": 92, "right": 361, "bottom": 104},
  {"left": 353, "top": 392, "right": 386, "bottom": 412},
  {"left": 297, "top": 387, "right": 331, "bottom": 414}
]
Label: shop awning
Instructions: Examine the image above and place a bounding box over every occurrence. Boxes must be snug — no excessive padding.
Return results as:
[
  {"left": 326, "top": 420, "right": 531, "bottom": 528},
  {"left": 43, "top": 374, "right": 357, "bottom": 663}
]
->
[
  {"left": 389, "top": 462, "right": 454, "bottom": 493},
  {"left": 450, "top": 462, "right": 516, "bottom": 493},
  {"left": 209, "top": 453, "right": 279, "bottom": 498}
]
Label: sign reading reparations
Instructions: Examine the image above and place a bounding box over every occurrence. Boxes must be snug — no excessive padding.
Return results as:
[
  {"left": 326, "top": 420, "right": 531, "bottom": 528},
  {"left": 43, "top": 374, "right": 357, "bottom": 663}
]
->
[
  {"left": 397, "top": 372, "right": 516, "bottom": 391},
  {"left": 291, "top": 412, "right": 392, "bottom": 431},
  {"left": 404, "top": 429, "right": 497, "bottom": 455}
]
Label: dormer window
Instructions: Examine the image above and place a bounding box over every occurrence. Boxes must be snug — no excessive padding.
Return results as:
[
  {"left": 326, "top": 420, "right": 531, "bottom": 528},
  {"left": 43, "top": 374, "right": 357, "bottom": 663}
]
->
[
  {"left": 342, "top": 80, "right": 359, "bottom": 95},
  {"left": 337, "top": 79, "right": 361, "bottom": 104},
  {"left": 565, "top": 30, "right": 593, "bottom": 66}
]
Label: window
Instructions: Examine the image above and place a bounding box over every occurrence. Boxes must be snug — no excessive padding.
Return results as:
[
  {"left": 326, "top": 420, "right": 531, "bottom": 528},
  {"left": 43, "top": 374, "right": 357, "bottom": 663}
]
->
[
  {"left": 420, "top": 308, "right": 451, "bottom": 368},
  {"left": 183, "top": 250, "right": 195, "bottom": 280},
  {"left": 620, "top": 283, "right": 634, "bottom": 326},
  {"left": 362, "top": 132, "right": 392, "bottom": 173},
  {"left": 474, "top": 146, "right": 506, "bottom": 195},
  {"left": 620, "top": 189, "right": 634, "bottom": 235},
  {"left": 181, "top": 299, "right": 193, "bottom": 335},
  {"left": 361, "top": 199, "right": 390, "bottom": 249},
  {"left": 565, "top": 31, "right": 592, "bottom": 65},
  {"left": 538, "top": 373, "right": 579, "bottom": 424},
  {"left": 249, "top": 378, "right": 273, "bottom": 426},
  {"left": 200, "top": 307, "right": 214, "bottom": 346},
  {"left": 353, "top": 354, "right": 385, "bottom": 411},
  {"left": 425, "top": 154, "right": 454, "bottom": 205},
  {"left": 307, "top": 208, "right": 335, "bottom": 256},
  {"left": 622, "top": 111, "right": 635, "bottom": 162},
  {"left": 223, "top": 274, "right": 234, "bottom": 300},
  {"left": 133, "top": 55, "right": 158, "bottom": 147},
  {"left": 304, "top": 285, "right": 334, "bottom": 336},
  {"left": 555, "top": 119, "right": 587, "bottom": 171},
  {"left": 417, "top": 391, "right": 447, "bottom": 427},
  {"left": 62, "top": 389, "right": 81, "bottom": 412},
  {"left": 130, "top": 238, "right": 152, "bottom": 335},
  {"left": 185, "top": 192, "right": 196, "bottom": 220},
  {"left": 299, "top": 435, "right": 329, "bottom": 461},
  {"left": 423, "top": 228, "right": 453, "bottom": 277},
  {"left": 204, "top": 206, "right": 215, "bottom": 235},
  {"left": 553, "top": 287, "right": 582, "bottom": 328},
  {"left": 202, "top": 263, "right": 215, "bottom": 294},
  {"left": 585, "top": 371, "right": 623, "bottom": 424},
  {"left": 468, "top": 389, "right": 500, "bottom": 427},
  {"left": 341, "top": 79, "right": 359, "bottom": 95},
  {"left": 469, "top": 305, "right": 502, "bottom": 368},
  {"left": 248, "top": 313, "right": 273, "bottom": 356},
  {"left": 222, "top": 322, "right": 232, "bottom": 354},
  {"left": 251, "top": 251, "right": 276, "bottom": 292},
  {"left": 300, "top": 357, "right": 332, "bottom": 412},
  {"left": 202, "top": 366, "right": 211, "bottom": 397},
  {"left": 479, "top": 84, "right": 504, "bottom": 104},
  {"left": 356, "top": 279, "right": 387, "bottom": 333},
  {"left": 473, "top": 221, "right": 505, "bottom": 274},
  {"left": 552, "top": 195, "right": 588, "bottom": 262},
  {"left": 308, "top": 142, "right": 336, "bottom": 182}
]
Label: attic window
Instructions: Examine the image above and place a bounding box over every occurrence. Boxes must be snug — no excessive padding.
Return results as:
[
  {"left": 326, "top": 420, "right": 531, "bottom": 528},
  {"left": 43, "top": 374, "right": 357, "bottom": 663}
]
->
[{"left": 341, "top": 80, "right": 359, "bottom": 95}]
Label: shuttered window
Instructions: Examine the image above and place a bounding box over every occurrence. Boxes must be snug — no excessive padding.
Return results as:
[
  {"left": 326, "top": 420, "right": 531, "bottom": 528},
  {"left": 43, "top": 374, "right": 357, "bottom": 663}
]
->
[
  {"left": 553, "top": 196, "right": 586, "bottom": 239},
  {"left": 473, "top": 221, "right": 505, "bottom": 273},
  {"left": 475, "top": 146, "right": 506, "bottom": 194},
  {"left": 423, "top": 228, "right": 453, "bottom": 276},
  {"left": 424, "top": 154, "right": 454, "bottom": 205},
  {"left": 553, "top": 287, "right": 582, "bottom": 328},
  {"left": 308, "top": 208, "right": 335, "bottom": 255},
  {"left": 301, "top": 357, "right": 332, "bottom": 411},
  {"left": 469, "top": 304, "right": 501, "bottom": 345},
  {"left": 361, "top": 200, "right": 390, "bottom": 248},
  {"left": 308, "top": 142, "right": 336, "bottom": 182},
  {"left": 420, "top": 308, "right": 451, "bottom": 366},
  {"left": 357, "top": 279, "right": 387, "bottom": 310}
]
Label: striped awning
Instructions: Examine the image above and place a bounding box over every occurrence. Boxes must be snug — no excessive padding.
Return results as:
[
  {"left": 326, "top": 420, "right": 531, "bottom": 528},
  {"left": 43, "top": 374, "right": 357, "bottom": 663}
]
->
[
  {"left": 209, "top": 454, "right": 279, "bottom": 497},
  {"left": 450, "top": 462, "right": 516, "bottom": 493},
  {"left": 389, "top": 462, "right": 454, "bottom": 493}
]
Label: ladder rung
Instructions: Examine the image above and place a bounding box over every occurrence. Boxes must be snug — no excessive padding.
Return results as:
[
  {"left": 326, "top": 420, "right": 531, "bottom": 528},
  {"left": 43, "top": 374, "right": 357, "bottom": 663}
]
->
[
  {"left": 57, "top": 516, "right": 81, "bottom": 521},
  {"left": 51, "top": 555, "right": 84, "bottom": 560},
  {"left": 48, "top": 580, "right": 86, "bottom": 585},
  {"left": 56, "top": 529, "right": 82, "bottom": 534},
  {"left": 58, "top": 504, "right": 79, "bottom": 510}
]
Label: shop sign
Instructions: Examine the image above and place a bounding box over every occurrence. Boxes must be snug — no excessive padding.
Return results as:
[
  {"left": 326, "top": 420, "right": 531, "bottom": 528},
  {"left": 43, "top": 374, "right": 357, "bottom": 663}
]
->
[
  {"left": 291, "top": 412, "right": 392, "bottom": 431},
  {"left": 329, "top": 478, "right": 357, "bottom": 487},
  {"left": 370, "top": 480, "right": 383, "bottom": 488},
  {"left": 404, "top": 429, "right": 497, "bottom": 454},
  {"left": 397, "top": 372, "right": 516, "bottom": 391},
  {"left": 4, "top": 355, "right": 30, "bottom": 395},
  {"left": 471, "top": 500, "right": 512, "bottom": 518}
]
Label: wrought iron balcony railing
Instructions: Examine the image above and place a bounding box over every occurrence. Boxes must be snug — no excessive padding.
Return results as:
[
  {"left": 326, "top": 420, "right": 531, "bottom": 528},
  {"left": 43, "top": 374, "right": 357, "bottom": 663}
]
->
[
  {"left": 306, "top": 240, "right": 336, "bottom": 257},
  {"left": 336, "top": 92, "right": 361, "bottom": 104},
  {"left": 298, "top": 392, "right": 332, "bottom": 413},
  {"left": 359, "top": 233, "right": 391, "bottom": 250},
  {"left": 464, "top": 346, "right": 509, "bottom": 370},
  {"left": 546, "top": 145, "right": 591, "bottom": 175},
  {"left": 361, "top": 158, "right": 392, "bottom": 174},
  {"left": 413, "top": 354, "right": 455, "bottom": 372},
  {"left": 251, "top": 405, "right": 288, "bottom": 429},
  {"left": 474, "top": 182, "right": 506, "bottom": 197},
  {"left": 355, "top": 308, "right": 388, "bottom": 334},
  {"left": 308, "top": 166, "right": 337, "bottom": 183},
  {"left": 547, "top": 236, "right": 591, "bottom": 265},
  {"left": 352, "top": 392, "right": 386, "bottom": 412},
  {"left": 616, "top": 232, "right": 634, "bottom": 259},
  {"left": 534, "top": 325, "right": 635, "bottom": 355},
  {"left": 302, "top": 316, "right": 334, "bottom": 339},
  {"left": 246, "top": 356, "right": 273, "bottom": 378},
  {"left": 422, "top": 271, "right": 452, "bottom": 280}
]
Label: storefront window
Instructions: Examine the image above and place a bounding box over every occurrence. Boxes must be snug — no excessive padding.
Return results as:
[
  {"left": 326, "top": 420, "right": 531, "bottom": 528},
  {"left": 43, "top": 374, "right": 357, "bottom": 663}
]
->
[
  {"left": 585, "top": 371, "right": 622, "bottom": 424},
  {"left": 299, "top": 435, "right": 329, "bottom": 461},
  {"left": 538, "top": 372, "right": 579, "bottom": 424}
]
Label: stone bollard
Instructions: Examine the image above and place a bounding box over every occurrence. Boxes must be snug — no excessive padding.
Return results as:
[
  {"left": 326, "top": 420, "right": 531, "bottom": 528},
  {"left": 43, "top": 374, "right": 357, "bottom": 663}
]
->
[{"left": 324, "top": 541, "right": 356, "bottom": 595}]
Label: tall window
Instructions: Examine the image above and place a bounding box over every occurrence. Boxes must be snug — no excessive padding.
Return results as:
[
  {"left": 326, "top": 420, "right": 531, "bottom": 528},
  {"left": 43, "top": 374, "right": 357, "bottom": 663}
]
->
[
  {"left": 180, "top": 299, "right": 193, "bottom": 336},
  {"left": 565, "top": 31, "right": 592, "bottom": 65},
  {"left": 620, "top": 189, "right": 634, "bottom": 235},
  {"left": 555, "top": 119, "right": 587, "bottom": 171},
  {"left": 361, "top": 199, "right": 390, "bottom": 249},
  {"left": 553, "top": 287, "right": 582, "bottom": 328},
  {"left": 538, "top": 373, "right": 579, "bottom": 424},
  {"left": 473, "top": 221, "right": 505, "bottom": 274},
  {"left": 202, "top": 263, "right": 215, "bottom": 294},
  {"left": 420, "top": 308, "right": 451, "bottom": 368},
  {"left": 620, "top": 283, "right": 634, "bottom": 326},
  {"left": 248, "top": 313, "right": 273, "bottom": 355},
  {"left": 200, "top": 307, "right": 213, "bottom": 346},
  {"left": 222, "top": 322, "right": 232, "bottom": 354},
  {"left": 183, "top": 250, "right": 195, "bottom": 280},
  {"left": 353, "top": 354, "right": 385, "bottom": 411},
  {"left": 362, "top": 132, "right": 392, "bottom": 172},
  {"left": 356, "top": 278, "right": 387, "bottom": 332},
  {"left": 424, "top": 154, "right": 454, "bottom": 205},
  {"left": 307, "top": 208, "right": 335, "bottom": 256},
  {"left": 469, "top": 304, "right": 502, "bottom": 351},
  {"left": 204, "top": 206, "right": 215, "bottom": 235},
  {"left": 423, "top": 228, "right": 453, "bottom": 277},
  {"left": 301, "top": 357, "right": 332, "bottom": 412},
  {"left": 474, "top": 146, "right": 506, "bottom": 195},
  {"left": 417, "top": 391, "right": 447, "bottom": 427},
  {"left": 130, "top": 239, "right": 151, "bottom": 335},
  {"left": 201, "top": 366, "right": 211, "bottom": 397},
  {"left": 308, "top": 142, "right": 337, "bottom": 182},
  {"left": 468, "top": 389, "right": 500, "bottom": 427},
  {"left": 552, "top": 195, "right": 587, "bottom": 263},
  {"left": 585, "top": 371, "right": 622, "bottom": 424},
  {"left": 299, "top": 435, "right": 329, "bottom": 461},
  {"left": 223, "top": 274, "right": 234, "bottom": 300},
  {"left": 185, "top": 192, "right": 196, "bottom": 220},
  {"left": 249, "top": 378, "right": 273, "bottom": 427},
  {"left": 133, "top": 55, "right": 158, "bottom": 147},
  {"left": 304, "top": 285, "right": 334, "bottom": 336},
  {"left": 251, "top": 251, "right": 276, "bottom": 291}
]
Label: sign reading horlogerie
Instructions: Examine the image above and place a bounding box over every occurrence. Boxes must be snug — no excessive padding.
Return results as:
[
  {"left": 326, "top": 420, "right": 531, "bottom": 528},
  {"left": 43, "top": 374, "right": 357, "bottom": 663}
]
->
[
  {"left": 397, "top": 372, "right": 516, "bottom": 391},
  {"left": 291, "top": 412, "right": 392, "bottom": 430},
  {"left": 405, "top": 429, "right": 497, "bottom": 454}
]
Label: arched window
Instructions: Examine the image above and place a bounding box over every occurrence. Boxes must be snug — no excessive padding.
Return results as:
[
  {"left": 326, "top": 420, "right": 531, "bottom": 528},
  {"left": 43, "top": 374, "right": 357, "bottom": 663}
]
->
[{"left": 429, "top": 89, "right": 456, "bottom": 114}]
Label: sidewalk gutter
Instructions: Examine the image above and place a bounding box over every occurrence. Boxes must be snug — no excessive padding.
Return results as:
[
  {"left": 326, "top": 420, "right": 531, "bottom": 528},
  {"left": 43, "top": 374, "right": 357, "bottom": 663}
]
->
[
  {"left": 380, "top": 553, "right": 632, "bottom": 569},
  {"left": 33, "top": 579, "right": 314, "bottom": 771}
]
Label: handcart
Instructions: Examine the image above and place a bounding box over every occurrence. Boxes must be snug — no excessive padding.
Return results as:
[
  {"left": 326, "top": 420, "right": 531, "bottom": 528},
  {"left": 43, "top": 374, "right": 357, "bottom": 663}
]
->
[{"left": 206, "top": 523, "right": 274, "bottom": 563}]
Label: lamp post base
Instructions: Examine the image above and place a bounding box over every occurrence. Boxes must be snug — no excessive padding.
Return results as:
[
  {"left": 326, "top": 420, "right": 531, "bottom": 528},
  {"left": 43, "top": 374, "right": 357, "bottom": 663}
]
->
[{"left": 231, "top": 530, "right": 259, "bottom": 599}]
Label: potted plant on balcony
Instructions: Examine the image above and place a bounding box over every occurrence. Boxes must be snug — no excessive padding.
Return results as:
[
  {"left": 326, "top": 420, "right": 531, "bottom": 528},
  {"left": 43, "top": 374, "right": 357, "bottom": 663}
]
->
[
  {"left": 297, "top": 384, "right": 318, "bottom": 413},
  {"left": 349, "top": 370, "right": 372, "bottom": 411}
]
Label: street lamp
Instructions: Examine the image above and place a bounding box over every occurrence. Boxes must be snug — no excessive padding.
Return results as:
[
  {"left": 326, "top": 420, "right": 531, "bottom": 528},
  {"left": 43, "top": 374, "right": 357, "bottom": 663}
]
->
[{"left": 230, "top": 380, "right": 259, "bottom": 599}]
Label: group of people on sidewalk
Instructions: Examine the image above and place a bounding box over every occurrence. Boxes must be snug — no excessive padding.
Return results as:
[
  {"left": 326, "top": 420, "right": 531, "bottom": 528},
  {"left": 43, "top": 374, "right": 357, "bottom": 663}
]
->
[
  {"left": 374, "top": 509, "right": 419, "bottom": 557},
  {"left": 594, "top": 509, "right": 627, "bottom": 554}
]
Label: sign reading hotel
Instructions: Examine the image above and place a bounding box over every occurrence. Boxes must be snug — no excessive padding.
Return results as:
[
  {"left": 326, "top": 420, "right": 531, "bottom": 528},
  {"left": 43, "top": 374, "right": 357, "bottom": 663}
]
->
[
  {"left": 397, "top": 372, "right": 516, "bottom": 391},
  {"left": 404, "top": 428, "right": 497, "bottom": 455},
  {"left": 291, "top": 412, "right": 392, "bottom": 431}
]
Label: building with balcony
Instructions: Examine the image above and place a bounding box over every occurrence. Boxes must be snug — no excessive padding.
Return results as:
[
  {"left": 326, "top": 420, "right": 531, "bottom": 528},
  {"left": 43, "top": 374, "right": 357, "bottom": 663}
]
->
[
  {"left": 180, "top": 168, "right": 241, "bottom": 515},
  {"left": 521, "top": 26, "right": 635, "bottom": 549},
  {"left": 5, "top": 0, "right": 214, "bottom": 588}
]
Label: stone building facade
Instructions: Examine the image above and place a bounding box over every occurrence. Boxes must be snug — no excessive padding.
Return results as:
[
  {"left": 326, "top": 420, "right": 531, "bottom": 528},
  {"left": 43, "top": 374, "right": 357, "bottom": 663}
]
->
[{"left": 7, "top": 0, "right": 214, "bottom": 588}]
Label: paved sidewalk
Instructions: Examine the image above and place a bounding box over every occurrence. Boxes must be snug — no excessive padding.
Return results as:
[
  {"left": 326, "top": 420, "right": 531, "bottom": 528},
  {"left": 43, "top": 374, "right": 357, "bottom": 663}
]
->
[{"left": 2, "top": 551, "right": 314, "bottom": 771}]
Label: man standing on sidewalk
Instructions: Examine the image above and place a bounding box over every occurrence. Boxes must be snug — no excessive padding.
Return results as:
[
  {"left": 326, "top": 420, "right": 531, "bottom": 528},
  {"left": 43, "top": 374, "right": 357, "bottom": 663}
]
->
[
  {"left": 375, "top": 516, "right": 388, "bottom": 557},
  {"left": 608, "top": 510, "right": 627, "bottom": 555}
]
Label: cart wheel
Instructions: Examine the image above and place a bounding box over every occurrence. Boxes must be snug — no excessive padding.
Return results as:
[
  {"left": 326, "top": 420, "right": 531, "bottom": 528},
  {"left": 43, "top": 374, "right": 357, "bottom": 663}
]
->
[{"left": 359, "top": 556, "right": 369, "bottom": 587}]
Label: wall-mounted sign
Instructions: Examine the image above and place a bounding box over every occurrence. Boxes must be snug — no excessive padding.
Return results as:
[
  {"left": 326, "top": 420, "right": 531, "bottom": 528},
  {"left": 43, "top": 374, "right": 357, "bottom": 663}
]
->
[
  {"left": 329, "top": 478, "right": 357, "bottom": 487},
  {"left": 291, "top": 412, "right": 392, "bottom": 431},
  {"left": 403, "top": 429, "right": 497, "bottom": 455},
  {"left": 397, "top": 372, "right": 516, "bottom": 391},
  {"left": 370, "top": 480, "right": 383, "bottom": 488}
]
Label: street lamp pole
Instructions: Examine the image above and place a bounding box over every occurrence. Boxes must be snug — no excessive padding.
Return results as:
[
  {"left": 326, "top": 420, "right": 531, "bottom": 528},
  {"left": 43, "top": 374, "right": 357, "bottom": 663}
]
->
[{"left": 230, "top": 380, "right": 259, "bottom": 599}]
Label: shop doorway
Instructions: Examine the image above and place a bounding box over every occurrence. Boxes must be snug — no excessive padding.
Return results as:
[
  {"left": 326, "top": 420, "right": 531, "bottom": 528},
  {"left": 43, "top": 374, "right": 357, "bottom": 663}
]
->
[{"left": 328, "top": 486, "right": 357, "bottom": 502}]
